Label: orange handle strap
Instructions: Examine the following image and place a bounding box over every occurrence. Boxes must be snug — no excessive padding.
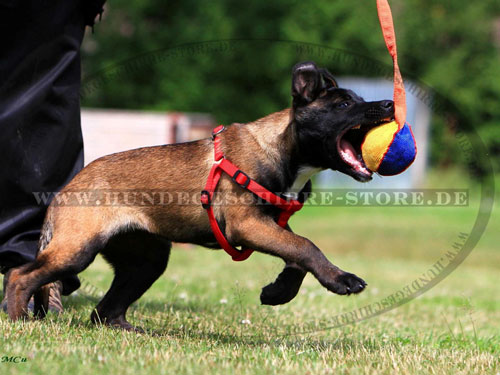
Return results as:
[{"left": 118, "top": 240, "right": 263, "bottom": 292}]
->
[{"left": 376, "top": 0, "right": 406, "bottom": 128}]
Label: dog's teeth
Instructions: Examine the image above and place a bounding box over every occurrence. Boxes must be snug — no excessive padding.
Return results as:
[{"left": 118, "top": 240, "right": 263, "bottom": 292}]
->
[{"left": 352, "top": 125, "right": 361, "bottom": 129}]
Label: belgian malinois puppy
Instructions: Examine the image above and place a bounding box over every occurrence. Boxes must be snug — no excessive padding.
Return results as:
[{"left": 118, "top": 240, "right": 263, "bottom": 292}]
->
[{"left": 7, "top": 61, "right": 395, "bottom": 331}]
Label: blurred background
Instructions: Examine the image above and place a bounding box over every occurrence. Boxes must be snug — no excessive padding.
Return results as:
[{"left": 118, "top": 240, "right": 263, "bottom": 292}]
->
[{"left": 79, "top": 0, "right": 500, "bottom": 189}]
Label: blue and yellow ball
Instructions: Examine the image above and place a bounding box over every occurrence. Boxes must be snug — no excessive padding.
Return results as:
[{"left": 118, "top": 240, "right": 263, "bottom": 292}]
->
[{"left": 361, "top": 121, "right": 417, "bottom": 176}]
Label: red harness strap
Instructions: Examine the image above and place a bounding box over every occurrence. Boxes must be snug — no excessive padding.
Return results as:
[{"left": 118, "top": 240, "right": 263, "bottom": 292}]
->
[{"left": 200, "top": 125, "right": 304, "bottom": 261}]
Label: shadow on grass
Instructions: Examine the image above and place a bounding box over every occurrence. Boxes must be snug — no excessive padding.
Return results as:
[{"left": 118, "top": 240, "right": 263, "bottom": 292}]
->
[
  {"left": 65, "top": 298, "right": 357, "bottom": 349},
  {"left": 64, "top": 293, "right": 216, "bottom": 314},
  {"left": 60, "top": 295, "right": 335, "bottom": 348}
]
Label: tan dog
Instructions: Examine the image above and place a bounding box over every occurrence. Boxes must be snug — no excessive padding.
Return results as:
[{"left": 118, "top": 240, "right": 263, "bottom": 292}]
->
[{"left": 7, "top": 61, "right": 395, "bottom": 331}]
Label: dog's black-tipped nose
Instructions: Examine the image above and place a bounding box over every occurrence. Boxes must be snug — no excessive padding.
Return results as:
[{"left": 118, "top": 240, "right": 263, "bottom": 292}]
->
[{"left": 380, "top": 100, "right": 394, "bottom": 109}]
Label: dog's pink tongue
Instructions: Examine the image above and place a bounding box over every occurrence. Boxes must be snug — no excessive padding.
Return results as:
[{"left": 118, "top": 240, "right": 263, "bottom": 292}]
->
[
  {"left": 339, "top": 138, "right": 371, "bottom": 175},
  {"left": 340, "top": 139, "right": 358, "bottom": 163}
]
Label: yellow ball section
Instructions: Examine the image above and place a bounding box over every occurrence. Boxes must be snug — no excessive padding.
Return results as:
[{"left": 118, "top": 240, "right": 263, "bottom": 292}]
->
[{"left": 361, "top": 121, "right": 399, "bottom": 172}]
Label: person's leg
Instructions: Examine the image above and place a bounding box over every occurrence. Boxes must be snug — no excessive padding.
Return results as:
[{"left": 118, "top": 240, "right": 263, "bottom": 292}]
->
[{"left": 0, "top": 0, "right": 104, "bottom": 309}]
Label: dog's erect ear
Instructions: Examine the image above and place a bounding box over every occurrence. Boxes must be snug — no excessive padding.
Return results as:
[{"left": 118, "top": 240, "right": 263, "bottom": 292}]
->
[
  {"left": 292, "top": 61, "right": 322, "bottom": 105},
  {"left": 320, "top": 68, "right": 338, "bottom": 90}
]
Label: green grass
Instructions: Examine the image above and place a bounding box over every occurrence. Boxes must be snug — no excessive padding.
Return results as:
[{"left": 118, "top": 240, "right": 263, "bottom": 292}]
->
[{"left": 1, "top": 180, "right": 499, "bottom": 374}]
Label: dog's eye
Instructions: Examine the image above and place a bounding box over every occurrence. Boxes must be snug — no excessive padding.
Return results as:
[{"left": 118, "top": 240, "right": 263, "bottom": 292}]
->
[{"left": 336, "top": 101, "right": 350, "bottom": 109}]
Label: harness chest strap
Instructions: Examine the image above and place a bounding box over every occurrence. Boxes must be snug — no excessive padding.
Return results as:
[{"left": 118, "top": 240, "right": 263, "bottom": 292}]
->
[{"left": 200, "top": 125, "right": 304, "bottom": 261}]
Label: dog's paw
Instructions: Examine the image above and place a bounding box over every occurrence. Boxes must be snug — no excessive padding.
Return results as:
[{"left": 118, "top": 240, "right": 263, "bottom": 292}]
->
[
  {"left": 323, "top": 272, "right": 367, "bottom": 295},
  {"left": 260, "top": 282, "right": 296, "bottom": 306},
  {"left": 260, "top": 267, "right": 306, "bottom": 306}
]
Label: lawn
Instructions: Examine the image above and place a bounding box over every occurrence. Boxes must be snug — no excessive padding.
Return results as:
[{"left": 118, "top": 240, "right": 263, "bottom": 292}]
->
[{"left": 1, "top": 177, "right": 499, "bottom": 374}]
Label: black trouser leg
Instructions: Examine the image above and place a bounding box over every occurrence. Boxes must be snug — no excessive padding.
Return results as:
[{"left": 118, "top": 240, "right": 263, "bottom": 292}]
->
[{"left": 0, "top": 1, "right": 91, "bottom": 293}]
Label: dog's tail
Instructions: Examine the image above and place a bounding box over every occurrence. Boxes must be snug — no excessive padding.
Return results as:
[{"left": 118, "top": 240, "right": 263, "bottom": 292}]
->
[
  {"left": 34, "top": 208, "right": 80, "bottom": 317},
  {"left": 32, "top": 209, "right": 54, "bottom": 319},
  {"left": 38, "top": 208, "right": 54, "bottom": 253}
]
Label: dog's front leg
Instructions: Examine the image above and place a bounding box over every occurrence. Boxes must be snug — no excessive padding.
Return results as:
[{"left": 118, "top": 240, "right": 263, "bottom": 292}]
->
[
  {"left": 226, "top": 214, "right": 367, "bottom": 297},
  {"left": 259, "top": 225, "right": 307, "bottom": 305},
  {"left": 260, "top": 261, "right": 306, "bottom": 305}
]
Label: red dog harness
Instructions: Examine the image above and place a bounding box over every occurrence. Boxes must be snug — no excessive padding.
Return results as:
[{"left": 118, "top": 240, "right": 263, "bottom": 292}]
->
[{"left": 201, "top": 125, "right": 304, "bottom": 261}]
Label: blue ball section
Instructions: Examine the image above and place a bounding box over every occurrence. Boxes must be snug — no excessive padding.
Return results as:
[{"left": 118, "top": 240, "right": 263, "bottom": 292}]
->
[{"left": 377, "top": 123, "right": 417, "bottom": 176}]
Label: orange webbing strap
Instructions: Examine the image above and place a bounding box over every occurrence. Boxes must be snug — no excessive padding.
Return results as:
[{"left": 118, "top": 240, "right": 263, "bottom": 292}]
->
[{"left": 376, "top": 0, "right": 406, "bottom": 128}]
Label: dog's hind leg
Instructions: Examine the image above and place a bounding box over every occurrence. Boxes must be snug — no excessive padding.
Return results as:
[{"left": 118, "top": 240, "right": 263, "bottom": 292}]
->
[
  {"left": 7, "top": 235, "right": 105, "bottom": 321},
  {"left": 90, "top": 230, "right": 170, "bottom": 332}
]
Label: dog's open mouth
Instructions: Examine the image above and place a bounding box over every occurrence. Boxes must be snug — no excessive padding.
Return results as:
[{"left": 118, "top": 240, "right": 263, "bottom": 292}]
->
[{"left": 336, "top": 118, "right": 393, "bottom": 180}]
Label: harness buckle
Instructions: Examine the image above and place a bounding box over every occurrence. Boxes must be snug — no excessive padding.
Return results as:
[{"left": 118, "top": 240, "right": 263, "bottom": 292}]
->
[
  {"left": 200, "top": 190, "right": 211, "bottom": 209},
  {"left": 212, "top": 125, "right": 225, "bottom": 140},
  {"left": 232, "top": 170, "right": 251, "bottom": 189}
]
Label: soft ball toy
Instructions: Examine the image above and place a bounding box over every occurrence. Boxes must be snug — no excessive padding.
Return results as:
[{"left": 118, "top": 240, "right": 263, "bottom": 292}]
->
[{"left": 361, "top": 121, "right": 416, "bottom": 176}]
